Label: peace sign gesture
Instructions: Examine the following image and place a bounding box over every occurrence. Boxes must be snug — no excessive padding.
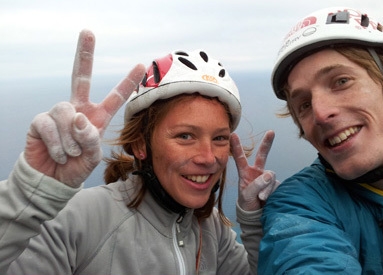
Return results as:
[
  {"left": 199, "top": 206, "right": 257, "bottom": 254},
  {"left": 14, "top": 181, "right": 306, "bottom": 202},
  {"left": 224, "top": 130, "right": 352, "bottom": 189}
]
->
[
  {"left": 24, "top": 30, "right": 145, "bottom": 188},
  {"left": 231, "top": 130, "right": 280, "bottom": 211}
]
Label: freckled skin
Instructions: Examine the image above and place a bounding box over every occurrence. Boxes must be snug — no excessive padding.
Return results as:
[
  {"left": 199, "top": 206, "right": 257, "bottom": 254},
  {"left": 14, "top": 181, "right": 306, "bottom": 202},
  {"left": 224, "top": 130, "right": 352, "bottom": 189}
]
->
[{"left": 150, "top": 96, "right": 231, "bottom": 209}]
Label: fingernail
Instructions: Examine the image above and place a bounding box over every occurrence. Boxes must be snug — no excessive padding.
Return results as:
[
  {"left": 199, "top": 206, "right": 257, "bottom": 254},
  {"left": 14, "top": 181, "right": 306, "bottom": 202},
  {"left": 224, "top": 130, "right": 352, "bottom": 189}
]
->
[{"left": 262, "top": 172, "right": 272, "bottom": 183}]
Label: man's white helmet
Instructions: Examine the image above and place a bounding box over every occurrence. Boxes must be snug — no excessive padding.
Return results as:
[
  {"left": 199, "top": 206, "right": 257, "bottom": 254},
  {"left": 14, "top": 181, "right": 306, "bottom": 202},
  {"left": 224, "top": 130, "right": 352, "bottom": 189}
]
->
[
  {"left": 125, "top": 50, "right": 241, "bottom": 129},
  {"left": 272, "top": 7, "right": 383, "bottom": 100}
]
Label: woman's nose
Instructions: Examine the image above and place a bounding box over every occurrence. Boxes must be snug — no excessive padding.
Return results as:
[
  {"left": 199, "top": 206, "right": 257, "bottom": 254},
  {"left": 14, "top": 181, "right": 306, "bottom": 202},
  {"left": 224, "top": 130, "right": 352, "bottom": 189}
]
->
[{"left": 193, "top": 141, "right": 217, "bottom": 166}]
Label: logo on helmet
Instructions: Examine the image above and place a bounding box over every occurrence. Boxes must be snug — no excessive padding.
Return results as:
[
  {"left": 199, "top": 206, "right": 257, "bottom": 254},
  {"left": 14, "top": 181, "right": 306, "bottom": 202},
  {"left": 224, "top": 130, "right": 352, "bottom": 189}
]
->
[
  {"left": 284, "top": 16, "right": 317, "bottom": 40},
  {"left": 202, "top": 74, "right": 218, "bottom": 83},
  {"left": 346, "top": 8, "right": 382, "bottom": 31}
]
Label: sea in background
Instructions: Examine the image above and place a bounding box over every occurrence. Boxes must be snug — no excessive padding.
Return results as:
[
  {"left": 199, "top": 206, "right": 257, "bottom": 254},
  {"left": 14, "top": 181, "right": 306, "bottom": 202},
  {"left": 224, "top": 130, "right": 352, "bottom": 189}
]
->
[{"left": 0, "top": 71, "right": 317, "bottom": 241}]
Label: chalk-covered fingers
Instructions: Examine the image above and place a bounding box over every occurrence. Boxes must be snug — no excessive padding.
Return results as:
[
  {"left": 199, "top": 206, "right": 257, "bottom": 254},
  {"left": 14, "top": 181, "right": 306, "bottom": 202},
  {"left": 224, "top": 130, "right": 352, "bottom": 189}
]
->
[
  {"left": 238, "top": 170, "right": 278, "bottom": 211},
  {"left": 48, "top": 102, "right": 82, "bottom": 161},
  {"left": 230, "top": 132, "right": 248, "bottom": 175},
  {"left": 28, "top": 102, "right": 80, "bottom": 165},
  {"left": 231, "top": 131, "right": 278, "bottom": 211},
  {"left": 44, "top": 102, "right": 101, "bottom": 165},
  {"left": 71, "top": 112, "right": 102, "bottom": 167},
  {"left": 53, "top": 112, "right": 102, "bottom": 187},
  {"left": 26, "top": 102, "right": 102, "bottom": 182},
  {"left": 71, "top": 29, "right": 95, "bottom": 105},
  {"left": 254, "top": 130, "right": 275, "bottom": 170},
  {"left": 257, "top": 170, "right": 280, "bottom": 201},
  {"left": 69, "top": 30, "right": 146, "bottom": 137},
  {"left": 96, "top": 64, "right": 146, "bottom": 134}
]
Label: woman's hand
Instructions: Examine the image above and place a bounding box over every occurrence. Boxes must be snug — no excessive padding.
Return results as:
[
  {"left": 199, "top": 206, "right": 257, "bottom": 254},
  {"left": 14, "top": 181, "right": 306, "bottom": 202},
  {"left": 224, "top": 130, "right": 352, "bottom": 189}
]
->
[
  {"left": 231, "top": 130, "right": 280, "bottom": 211},
  {"left": 24, "top": 30, "right": 145, "bottom": 188}
]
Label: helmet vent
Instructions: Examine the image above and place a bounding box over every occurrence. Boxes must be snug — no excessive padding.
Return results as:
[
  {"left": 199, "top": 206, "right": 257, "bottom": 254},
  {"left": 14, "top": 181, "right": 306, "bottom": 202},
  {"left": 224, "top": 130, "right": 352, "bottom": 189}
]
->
[
  {"left": 141, "top": 73, "right": 148, "bottom": 86},
  {"left": 152, "top": 61, "right": 160, "bottom": 83},
  {"left": 174, "top": 51, "right": 189, "bottom": 57},
  {"left": 219, "top": 69, "right": 226, "bottom": 78},
  {"left": 361, "top": 14, "right": 370, "bottom": 27},
  {"left": 178, "top": 57, "right": 198, "bottom": 70},
  {"left": 199, "top": 51, "right": 209, "bottom": 62}
]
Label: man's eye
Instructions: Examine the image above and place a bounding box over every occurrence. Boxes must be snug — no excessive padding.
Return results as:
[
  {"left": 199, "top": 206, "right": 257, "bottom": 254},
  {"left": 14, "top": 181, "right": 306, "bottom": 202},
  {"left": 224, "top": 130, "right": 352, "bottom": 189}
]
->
[
  {"left": 294, "top": 101, "right": 311, "bottom": 117},
  {"left": 299, "top": 101, "right": 311, "bottom": 112},
  {"left": 336, "top": 77, "right": 349, "bottom": 86}
]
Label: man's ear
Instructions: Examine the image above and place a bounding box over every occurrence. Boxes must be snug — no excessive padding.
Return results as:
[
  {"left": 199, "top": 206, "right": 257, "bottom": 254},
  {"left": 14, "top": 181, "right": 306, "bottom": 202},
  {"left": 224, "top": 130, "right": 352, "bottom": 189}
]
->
[{"left": 131, "top": 138, "right": 147, "bottom": 160}]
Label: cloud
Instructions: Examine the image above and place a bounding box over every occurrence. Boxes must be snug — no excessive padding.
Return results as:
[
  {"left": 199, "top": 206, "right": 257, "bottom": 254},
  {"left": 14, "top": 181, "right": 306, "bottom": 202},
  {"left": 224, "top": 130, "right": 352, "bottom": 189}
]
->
[
  {"left": 0, "top": 0, "right": 380, "bottom": 183},
  {"left": 0, "top": 0, "right": 381, "bottom": 79}
]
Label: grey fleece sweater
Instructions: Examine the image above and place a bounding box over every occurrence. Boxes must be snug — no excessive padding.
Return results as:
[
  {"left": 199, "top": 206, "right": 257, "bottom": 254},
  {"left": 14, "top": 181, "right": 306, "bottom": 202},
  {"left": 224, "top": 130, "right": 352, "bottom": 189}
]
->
[{"left": 1, "top": 153, "right": 262, "bottom": 275}]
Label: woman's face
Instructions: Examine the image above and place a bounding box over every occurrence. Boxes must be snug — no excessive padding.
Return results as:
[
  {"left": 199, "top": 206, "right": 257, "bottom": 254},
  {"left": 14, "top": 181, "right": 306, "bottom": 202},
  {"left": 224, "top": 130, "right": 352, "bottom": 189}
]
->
[{"left": 150, "top": 95, "right": 231, "bottom": 209}]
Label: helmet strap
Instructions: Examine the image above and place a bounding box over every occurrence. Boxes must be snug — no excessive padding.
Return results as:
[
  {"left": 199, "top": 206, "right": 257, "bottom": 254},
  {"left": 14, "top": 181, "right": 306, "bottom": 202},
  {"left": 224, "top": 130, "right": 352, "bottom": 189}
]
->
[
  {"left": 133, "top": 166, "right": 186, "bottom": 214},
  {"left": 133, "top": 165, "right": 220, "bottom": 213},
  {"left": 367, "top": 48, "right": 383, "bottom": 74}
]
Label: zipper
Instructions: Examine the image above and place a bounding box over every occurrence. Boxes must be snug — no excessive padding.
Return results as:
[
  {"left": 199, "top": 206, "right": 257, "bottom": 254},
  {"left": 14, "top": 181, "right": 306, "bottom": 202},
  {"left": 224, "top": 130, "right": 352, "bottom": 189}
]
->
[
  {"left": 172, "top": 212, "right": 186, "bottom": 275},
  {"left": 176, "top": 213, "right": 185, "bottom": 246}
]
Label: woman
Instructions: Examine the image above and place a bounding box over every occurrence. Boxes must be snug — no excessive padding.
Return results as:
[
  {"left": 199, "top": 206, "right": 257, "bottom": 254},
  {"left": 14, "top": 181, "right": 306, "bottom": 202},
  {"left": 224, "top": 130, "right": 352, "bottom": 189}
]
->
[{"left": 1, "top": 30, "right": 278, "bottom": 275}]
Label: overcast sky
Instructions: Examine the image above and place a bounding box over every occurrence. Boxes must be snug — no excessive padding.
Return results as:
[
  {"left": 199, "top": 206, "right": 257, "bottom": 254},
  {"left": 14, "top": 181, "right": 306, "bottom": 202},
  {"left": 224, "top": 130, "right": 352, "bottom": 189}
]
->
[
  {"left": 1, "top": 0, "right": 381, "bottom": 81},
  {"left": 1, "top": 1, "right": 382, "bottom": 184}
]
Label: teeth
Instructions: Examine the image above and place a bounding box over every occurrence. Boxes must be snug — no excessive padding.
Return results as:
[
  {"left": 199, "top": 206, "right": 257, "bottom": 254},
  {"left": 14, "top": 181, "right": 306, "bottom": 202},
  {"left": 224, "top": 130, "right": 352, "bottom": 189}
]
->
[
  {"left": 185, "top": 175, "right": 209, "bottom": 183},
  {"left": 328, "top": 127, "right": 360, "bottom": 146}
]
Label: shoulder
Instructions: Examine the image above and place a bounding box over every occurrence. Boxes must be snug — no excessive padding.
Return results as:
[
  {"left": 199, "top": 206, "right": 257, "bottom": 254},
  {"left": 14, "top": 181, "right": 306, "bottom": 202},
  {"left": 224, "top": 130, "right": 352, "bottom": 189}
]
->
[
  {"left": 40, "top": 179, "right": 138, "bottom": 252},
  {"left": 55, "top": 178, "right": 139, "bottom": 226},
  {"left": 262, "top": 158, "right": 356, "bottom": 228},
  {"left": 271, "top": 158, "right": 340, "bottom": 201}
]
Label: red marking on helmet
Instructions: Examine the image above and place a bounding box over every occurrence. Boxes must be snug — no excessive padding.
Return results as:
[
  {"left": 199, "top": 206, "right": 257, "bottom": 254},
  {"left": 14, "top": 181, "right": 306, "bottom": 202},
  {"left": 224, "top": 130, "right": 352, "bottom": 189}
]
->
[
  {"left": 285, "top": 16, "right": 317, "bottom": 39},
  {"left": 202, "top": 74, "right": 217, "bottom": 83},
  {"left": 145, "top": 54, "right": 173, "bottom": 88},
  {"left": 347, "top": 8, "right": 381, "bottom": 30}
]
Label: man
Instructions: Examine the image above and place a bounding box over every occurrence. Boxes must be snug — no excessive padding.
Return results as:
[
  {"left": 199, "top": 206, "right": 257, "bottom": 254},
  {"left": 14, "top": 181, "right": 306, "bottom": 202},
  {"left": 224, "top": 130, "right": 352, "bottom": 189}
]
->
[{"left": 259, "top": 7, "right": 383, "bottom": 274}]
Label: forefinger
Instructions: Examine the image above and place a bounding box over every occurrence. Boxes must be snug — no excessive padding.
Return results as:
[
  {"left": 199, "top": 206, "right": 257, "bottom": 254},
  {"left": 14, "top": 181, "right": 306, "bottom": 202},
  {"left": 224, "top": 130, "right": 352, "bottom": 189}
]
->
[
  {"left": 98, "top": 63, "right": 146, "bottom": 130},
  {"left": 254, "top": 130, "right": 275, "bottom": 170},
  {"left": 230, "top": 133, "right": 249, "bottom": 171},
  {"left": 71, "top": 29, "right": 95, "bottom": 105}
]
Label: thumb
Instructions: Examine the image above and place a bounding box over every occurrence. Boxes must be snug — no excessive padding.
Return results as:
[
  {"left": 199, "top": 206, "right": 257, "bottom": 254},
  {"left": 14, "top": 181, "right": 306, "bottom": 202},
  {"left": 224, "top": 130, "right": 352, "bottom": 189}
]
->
[{"left": 258, "top": 171, "right": 279, "bottom": 201}]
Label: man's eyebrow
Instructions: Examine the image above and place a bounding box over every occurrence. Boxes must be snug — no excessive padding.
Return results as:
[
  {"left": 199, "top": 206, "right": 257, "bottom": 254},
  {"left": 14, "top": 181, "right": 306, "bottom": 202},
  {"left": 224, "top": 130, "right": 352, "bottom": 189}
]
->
[
  {"left": 289, "top": 64, "right": 346, "bottom": 99},
  {"left": 314, "top": 64, "right": 344, "bottom": 79}
]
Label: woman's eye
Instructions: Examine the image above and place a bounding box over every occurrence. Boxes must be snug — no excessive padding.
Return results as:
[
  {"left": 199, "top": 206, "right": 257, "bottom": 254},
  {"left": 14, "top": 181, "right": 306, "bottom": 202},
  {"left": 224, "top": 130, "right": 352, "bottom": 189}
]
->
[
  {"left": 178, "top": 133, "right": 192, "bottom": 140},
  {"left": 214, "top": 135, "right": 229, "bottom": 141}
]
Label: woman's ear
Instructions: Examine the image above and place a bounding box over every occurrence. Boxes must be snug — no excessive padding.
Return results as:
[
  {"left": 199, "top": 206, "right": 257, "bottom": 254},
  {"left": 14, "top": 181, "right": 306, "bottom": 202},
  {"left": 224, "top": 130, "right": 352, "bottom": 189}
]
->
[{"left": 131, "top": 138, "right": 147, "bottom": 160}]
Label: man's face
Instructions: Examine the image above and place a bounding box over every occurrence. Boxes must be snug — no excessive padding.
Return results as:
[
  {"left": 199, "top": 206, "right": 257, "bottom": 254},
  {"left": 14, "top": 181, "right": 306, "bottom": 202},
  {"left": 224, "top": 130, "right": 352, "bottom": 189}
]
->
[{"left": 287, "top": 48, "right": 383, "bottom": 180}]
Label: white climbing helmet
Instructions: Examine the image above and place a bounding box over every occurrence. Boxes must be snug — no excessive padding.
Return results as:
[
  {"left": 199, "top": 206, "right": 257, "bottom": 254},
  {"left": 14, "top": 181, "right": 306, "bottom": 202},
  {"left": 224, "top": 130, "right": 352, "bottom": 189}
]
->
[
  {"left": 124, "top": 50, "right": 241, "bottom": 130},
  {"left": 272, "top": 7, "right": 383, "bottom": 100}
]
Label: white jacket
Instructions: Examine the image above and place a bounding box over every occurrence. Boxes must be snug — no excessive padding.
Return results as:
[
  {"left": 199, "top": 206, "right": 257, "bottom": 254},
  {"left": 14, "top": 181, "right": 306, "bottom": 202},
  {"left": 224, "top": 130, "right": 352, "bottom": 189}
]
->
[{"left": 1, "top": 153, "right": 262, "bottom": 275}]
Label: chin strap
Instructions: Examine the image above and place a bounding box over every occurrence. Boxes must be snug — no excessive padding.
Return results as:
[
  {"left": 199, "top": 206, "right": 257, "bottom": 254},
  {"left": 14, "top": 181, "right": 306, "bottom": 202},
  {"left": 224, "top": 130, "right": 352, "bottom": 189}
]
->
[
  {"left": 318, "top": 154, "right": 383, "bottom": 184},
  {"left": 133, "top": 166, "right": 220, "bottom": 214},
  {"left": 133, "top": 166, "right": 186, "bottom": 214}
]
